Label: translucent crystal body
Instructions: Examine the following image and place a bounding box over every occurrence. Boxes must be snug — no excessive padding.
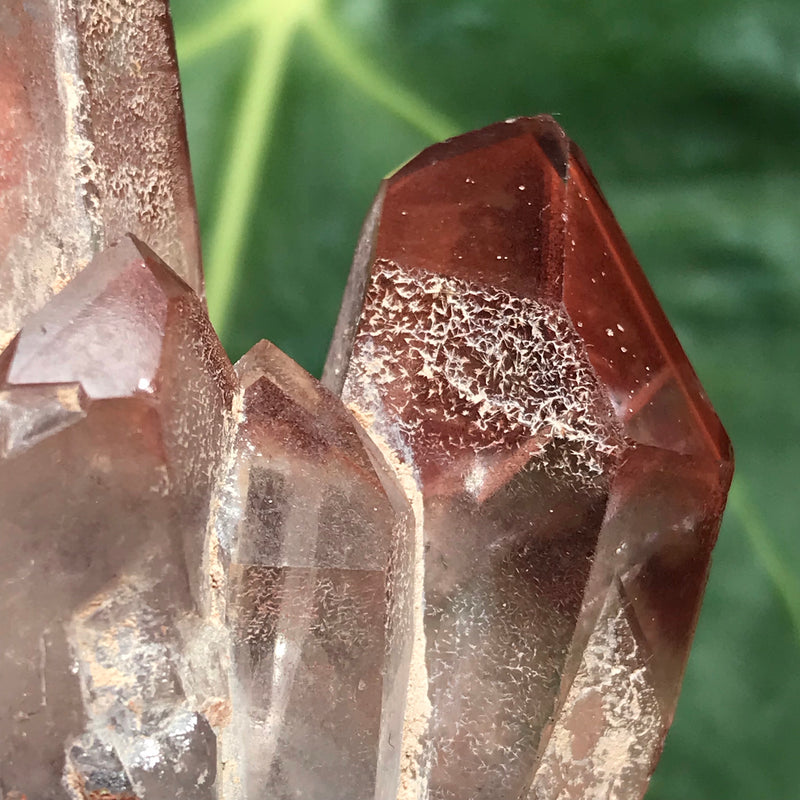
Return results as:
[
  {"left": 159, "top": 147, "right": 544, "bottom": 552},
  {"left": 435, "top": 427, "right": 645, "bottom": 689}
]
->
[
  {"left": 0, "top": 0, "right": 201, "bottom": 351},
  {"left": 324, "top": 116, "right": 733, "bottom": 800},
  {"left": 212, "top": 341, "right": 413, "bottom": 799},
  {"left": 0, "top": 237, "right": 232, "bottom": 797}
]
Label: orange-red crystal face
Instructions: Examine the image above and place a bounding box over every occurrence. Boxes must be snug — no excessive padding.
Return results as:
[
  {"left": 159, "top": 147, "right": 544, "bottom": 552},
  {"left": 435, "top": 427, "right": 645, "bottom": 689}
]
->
[
  {"left": 361, "top": 116, "right": 730, "bottom": 475},
  {"left": 328, "top": 115, "right": 732, "bottom": 800}
]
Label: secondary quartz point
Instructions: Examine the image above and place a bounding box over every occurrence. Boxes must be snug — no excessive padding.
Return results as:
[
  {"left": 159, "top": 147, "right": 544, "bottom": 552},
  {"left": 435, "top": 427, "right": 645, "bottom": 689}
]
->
[
  {"left": 0, "top": 234, "right": 419, "bottom": 799},
  {"left": 210, "top": 340, "right": 413, "bottom": 799},
  {"left": 0, "top": 236, "right": 233, "bottom": 798},
  {"left": 324, "top": 115, "right": 733, "bottom": 800},
  {"left": 0, "top": 0, "right": 201, "bottom": 352}
]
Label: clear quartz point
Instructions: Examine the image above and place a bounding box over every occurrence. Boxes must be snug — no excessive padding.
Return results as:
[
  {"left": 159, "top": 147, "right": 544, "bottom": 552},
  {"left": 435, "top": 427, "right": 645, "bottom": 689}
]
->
[{"left": 210, "top": 340, "right": 413, "bottom": 799}]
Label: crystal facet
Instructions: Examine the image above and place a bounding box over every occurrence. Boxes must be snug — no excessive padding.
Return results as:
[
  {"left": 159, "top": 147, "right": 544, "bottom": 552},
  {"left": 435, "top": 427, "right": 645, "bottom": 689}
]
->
[
  {"left": 0, "top": 0, "right": 201, "bottom": 351},
  {"left": 324, "top": 116, "right": 733, "bottom": 800}
]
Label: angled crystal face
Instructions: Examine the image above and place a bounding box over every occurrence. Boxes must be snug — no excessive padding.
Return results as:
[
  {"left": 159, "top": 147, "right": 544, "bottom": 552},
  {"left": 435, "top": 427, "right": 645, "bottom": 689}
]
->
[
  {"left": 0, "top": 0, "right": 201, "bottom": 352},
  {"left": 210, "top": 340, "right": 413, "bottom": 800},
  {"left": 324, "top": 115, "right": 733, "bottom": 800},
  {"left": 0, "top": 238, "right": 233, "bottom": 797},
  {"left": 561, "top": 147, "right": 730, "bottom": 461},
  {"left": 528, "top": 580, "right": 664, "bottom": 800},
  {"left": 555, "top": 142, "right": 734, "bottom": 743},
  {"left": 3, "top": 236, "right": 184, "bottom": 399},
  {"left": 376, "top": 116, "right": 569, "bottom": 304}
]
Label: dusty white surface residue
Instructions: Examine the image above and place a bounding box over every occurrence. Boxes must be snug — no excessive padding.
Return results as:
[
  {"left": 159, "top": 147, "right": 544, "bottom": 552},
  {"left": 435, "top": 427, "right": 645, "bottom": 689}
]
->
[
  {"left": 72, "top": 0, "right": 200, "bottom": 284},
  {"left": 54, "top": 0, "right": 102, "bottom": 247},
  {"left": 1, "top": 0, "right": 201, "bottom": 350},
  {"left": 349, "top": 260, "right": 618, "bottom": 483},
  {"left": 195, "top": 386, "right": 246, "bottom": 799},
  {"left": 528, "top": 584, "right": 663, "bottom": 799}
]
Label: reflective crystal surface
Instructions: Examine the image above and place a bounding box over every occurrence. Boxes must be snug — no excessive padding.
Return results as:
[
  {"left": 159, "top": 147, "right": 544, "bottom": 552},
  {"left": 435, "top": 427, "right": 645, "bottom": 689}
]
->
[
  {"left": 211, "top": 340, "right": 413, "bottom": 799},
  {"left": 0, "top": 0, "right": 201, "bottom": 351},
  {"left": 0, "top": 236, "right": 233, "bottom": 797},
  {"left": 324, "top": 116, "right": 733, "bottom": 800}
]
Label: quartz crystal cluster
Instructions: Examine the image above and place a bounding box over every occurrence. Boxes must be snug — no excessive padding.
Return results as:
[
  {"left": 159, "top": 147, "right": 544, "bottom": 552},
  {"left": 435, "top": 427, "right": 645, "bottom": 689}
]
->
[{"left": 0, "top": 4, "right": 732, "bottom": 799}]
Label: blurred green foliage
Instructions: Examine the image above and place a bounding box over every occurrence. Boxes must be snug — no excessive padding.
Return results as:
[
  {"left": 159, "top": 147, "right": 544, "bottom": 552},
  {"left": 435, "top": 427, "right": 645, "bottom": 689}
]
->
[{"left": 170, "top": 0, "right": 800, "bottom": 796}]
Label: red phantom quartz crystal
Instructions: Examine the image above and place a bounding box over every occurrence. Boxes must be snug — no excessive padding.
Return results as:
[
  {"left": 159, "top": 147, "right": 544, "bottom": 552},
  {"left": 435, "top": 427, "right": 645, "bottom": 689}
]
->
[{"left": 324, "top": 115, "right": 733, "bottom": 800}]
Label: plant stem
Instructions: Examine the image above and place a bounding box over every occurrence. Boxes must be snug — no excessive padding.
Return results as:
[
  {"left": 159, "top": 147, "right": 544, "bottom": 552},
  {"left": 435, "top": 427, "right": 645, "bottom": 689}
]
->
[
  {"left": 307, "top": 10, "right": 459, "bottom": 143},
  {"left": 204, "top": 3, "right": 313, "bottom": 340}
]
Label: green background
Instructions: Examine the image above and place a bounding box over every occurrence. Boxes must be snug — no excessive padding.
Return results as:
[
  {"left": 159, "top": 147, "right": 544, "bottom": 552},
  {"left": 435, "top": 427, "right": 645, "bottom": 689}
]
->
[{"left": 170, "top": 1, "right": 800, "bottom": 797}]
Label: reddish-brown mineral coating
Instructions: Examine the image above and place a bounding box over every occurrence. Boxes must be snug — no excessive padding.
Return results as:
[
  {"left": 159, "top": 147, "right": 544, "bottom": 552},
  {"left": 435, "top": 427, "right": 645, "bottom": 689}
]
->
[
  {"left": 0, "top": 0, "right": 201, "bottom": 352},
  {"left": 382, "top": 117, "right": 568, "bottom": 304},
  {"left": 325, "top": 115, "right": 732, "bottom": 800},
  {"left": 562, "top": 149, "right": 729, "bottom": 460}
]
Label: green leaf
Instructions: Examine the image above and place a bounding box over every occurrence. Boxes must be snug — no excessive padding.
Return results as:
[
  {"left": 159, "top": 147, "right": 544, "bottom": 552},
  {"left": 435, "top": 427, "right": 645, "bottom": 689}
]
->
[{"left": 171, "top": 0, "right": 800, "bottom": 796}]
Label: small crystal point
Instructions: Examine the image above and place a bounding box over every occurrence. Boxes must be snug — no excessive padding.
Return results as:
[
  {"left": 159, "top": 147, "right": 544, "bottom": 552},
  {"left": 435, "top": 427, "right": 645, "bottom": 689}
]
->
[
  {"left": 0, "top": 237, "right": 233, "bottom": 797},
  {"left": 212, "top": 340, "right": 413, "bottom": 799},
  {"left": 324, "top": 115, "right": 733, "bottom": 800},
  {"left": 0, "top": 0, "right": 201, "bottom": 352},
  {"left": 3, "top": 235, "right": 186, "bottom": 398}
]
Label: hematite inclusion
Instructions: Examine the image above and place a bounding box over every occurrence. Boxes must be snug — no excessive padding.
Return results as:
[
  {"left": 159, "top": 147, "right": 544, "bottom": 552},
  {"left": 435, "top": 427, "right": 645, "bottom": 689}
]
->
[{"left": 0, "top": 76, "right": 732, "bottom": 800}]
